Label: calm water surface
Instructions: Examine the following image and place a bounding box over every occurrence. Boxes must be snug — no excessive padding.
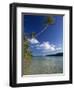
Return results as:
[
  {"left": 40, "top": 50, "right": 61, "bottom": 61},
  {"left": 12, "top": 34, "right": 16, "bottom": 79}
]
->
[{"left": 23, "top": 56, "right": 63, "bottom": 75}]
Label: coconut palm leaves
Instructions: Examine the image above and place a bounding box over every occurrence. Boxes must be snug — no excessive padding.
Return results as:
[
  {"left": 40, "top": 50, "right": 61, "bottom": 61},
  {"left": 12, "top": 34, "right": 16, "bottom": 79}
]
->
[{"left": 44, "top": 16, "right": 54, "bottom": 25}]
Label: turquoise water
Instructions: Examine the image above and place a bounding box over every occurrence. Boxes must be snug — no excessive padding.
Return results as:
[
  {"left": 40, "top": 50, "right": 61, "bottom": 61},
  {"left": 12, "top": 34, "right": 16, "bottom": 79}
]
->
[{"left": 23, "top": 56, "right": 63, "bottom": 75}]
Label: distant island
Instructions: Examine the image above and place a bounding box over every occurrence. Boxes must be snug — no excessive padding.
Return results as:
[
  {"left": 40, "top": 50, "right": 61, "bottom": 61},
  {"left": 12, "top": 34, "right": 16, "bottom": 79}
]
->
[
  {"left": 32, "top": 53, "right": 63, "bottom": 57},
  {"left": 46, "top": 53, "right": 63, "bottom": 56}
]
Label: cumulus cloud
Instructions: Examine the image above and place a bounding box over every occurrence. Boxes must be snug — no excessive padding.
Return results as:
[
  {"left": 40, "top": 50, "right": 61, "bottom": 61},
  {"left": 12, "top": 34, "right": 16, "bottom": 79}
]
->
[
  {"left": 39, "top": 42, "right": 55, "bottom": 51},
  {"left": 28, "top": 38, "right": 39, "bottom": 44},
  {"left": 28, "top": 39, "right": 62, "bottom": 56}
]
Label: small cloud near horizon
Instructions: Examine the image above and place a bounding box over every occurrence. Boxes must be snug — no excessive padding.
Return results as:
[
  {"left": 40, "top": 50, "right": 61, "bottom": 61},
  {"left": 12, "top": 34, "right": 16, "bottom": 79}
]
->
[{"left": 28, "top": 38, "right": 39, "bottom": 44}]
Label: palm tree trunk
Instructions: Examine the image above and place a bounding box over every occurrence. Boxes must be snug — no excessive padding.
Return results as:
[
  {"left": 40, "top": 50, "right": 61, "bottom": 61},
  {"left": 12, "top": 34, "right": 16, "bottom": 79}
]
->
[{"left": 35, "top": 24, "right": 48, "bottom": 37}]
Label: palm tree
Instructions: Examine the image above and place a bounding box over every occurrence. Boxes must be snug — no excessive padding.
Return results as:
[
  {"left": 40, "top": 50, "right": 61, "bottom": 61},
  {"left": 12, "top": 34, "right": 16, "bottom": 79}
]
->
[
  {"left": 35, "top": 16, "right": 54, "bottom": 37},
  {"left": 24, "top": 16, "right": 54, "bottom": 60}
]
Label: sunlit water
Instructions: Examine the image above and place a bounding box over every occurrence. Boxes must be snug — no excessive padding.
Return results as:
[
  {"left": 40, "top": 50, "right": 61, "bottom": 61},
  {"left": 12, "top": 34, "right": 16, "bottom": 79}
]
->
[{"left": 23, "top": 56, "right": 63, "bottom": 75}]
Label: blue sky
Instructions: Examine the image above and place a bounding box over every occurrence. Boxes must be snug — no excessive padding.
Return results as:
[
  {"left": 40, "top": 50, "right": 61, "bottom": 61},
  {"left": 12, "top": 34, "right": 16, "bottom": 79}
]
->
[{"left": 23, "top": 14, "right": 63, "bottom": 56}]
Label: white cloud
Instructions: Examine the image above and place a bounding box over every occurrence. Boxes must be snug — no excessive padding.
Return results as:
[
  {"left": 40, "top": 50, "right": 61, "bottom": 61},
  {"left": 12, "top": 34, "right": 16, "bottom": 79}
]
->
[
  {"left": 29, "top": 40, "right": 62, "bottom": 56},
  {"left": 28, "top": 38, "right": 39, "bottom": 44},
  {"left": 39, "top": 42, "right": 55, "bottom": 51},
  {"left": 56, "top": 47, "right": 61, "bottom": 50}
]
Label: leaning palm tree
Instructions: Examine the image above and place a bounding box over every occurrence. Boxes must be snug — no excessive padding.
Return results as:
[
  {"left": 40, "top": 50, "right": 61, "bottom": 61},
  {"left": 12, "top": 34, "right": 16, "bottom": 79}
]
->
[
  {"left": 24, "top": 16, "right": 54, "bottom": 60},
  {"left": 35, "top": 16, "right": 54, "bottom": 37},
  {"left": 24, "top": 16, "right": 54, "bottom": 39}
]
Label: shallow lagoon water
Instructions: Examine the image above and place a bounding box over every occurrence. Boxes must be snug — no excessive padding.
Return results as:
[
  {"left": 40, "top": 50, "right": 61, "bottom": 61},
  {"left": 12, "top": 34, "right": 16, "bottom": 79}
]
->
[{"left": 23, "top": 56, "right": 63, "bottom": 75}]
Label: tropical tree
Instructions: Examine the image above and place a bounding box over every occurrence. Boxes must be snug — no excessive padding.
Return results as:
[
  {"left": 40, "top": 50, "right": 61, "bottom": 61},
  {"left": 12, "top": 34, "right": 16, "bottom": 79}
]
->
[
  {"left": 35, "top": 16, "right": 54, "bottom": 37},
  {"left": 24, "top": 34, "right": 32, "bottom": 60},
  {"left": 24, "top": 16, "right": 54, "bottom": 60}
]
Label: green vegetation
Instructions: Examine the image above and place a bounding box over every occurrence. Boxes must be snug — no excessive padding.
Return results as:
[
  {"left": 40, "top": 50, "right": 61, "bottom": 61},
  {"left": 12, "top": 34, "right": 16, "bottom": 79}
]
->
[
  {"left": 24, "top": 37, "right": 32, "bottom": 60},
  {"left": 45, "top": 16, "right": 54, "bottom": 25}
]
